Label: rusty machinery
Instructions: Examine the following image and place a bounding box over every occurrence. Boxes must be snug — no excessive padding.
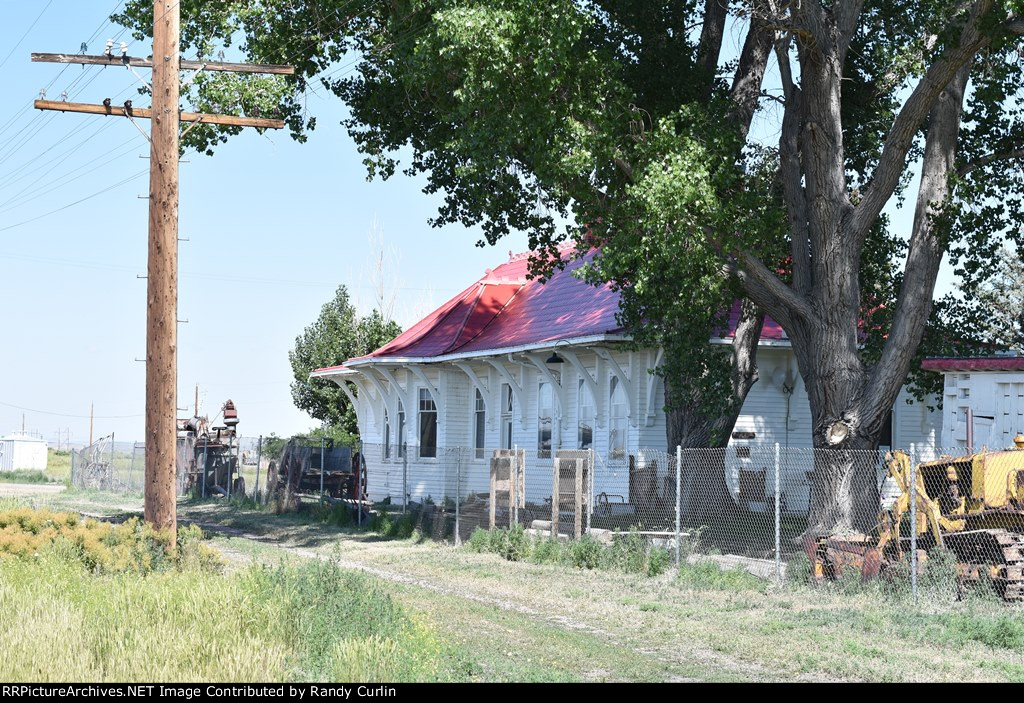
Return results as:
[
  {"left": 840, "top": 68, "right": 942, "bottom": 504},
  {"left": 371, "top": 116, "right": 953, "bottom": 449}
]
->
[
  {"left": 177, "top": 399, "right": 245, "bottom": 497},
  {"left": 812, "top": 435, "right": 1024, "bottom": 601},
  {"left": 266, "top": 436, "right": 365, "bottom": 503}
]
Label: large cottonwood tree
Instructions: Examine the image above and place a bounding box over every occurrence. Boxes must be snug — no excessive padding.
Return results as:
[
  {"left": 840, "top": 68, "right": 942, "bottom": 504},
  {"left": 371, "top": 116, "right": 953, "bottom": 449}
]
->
[{"left": 118, "top": 0, "right": 1024, "bottom": 534}]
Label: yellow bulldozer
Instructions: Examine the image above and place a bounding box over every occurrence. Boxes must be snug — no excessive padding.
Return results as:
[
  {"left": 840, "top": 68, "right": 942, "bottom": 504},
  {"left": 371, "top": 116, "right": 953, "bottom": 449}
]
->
[{"left": 812, "top": 436, "right": 1024, "bottom": 601}]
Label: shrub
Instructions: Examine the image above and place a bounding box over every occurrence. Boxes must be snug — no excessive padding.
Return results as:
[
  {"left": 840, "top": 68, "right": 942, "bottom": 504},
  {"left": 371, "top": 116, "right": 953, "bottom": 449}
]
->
[
  {"left": 568, "top": 535, "right": 604, "bottom": 570},
  {"left": 368, "top": 511, "right": 416, "bottom": 540},
  {"left": 499, "top": 525, "right": 530, "bottom": 562},
  {"left": 467, "top": 527, "right": 490, "bottom": 553},
  {"left": 0, "top": 508, "right": 220, "bottom": 574},
  {"left": 647, "top": 546, "right": 671, "bottom": 577}
]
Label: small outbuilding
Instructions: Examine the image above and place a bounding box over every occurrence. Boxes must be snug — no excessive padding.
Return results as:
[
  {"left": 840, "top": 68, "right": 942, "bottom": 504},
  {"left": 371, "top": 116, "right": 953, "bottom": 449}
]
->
[
  {"left": 922, "top": 356, "right": 1024, "bottom": 451},
  {"left": 0, "top": 432, "right": 48, "bottom": 471}
]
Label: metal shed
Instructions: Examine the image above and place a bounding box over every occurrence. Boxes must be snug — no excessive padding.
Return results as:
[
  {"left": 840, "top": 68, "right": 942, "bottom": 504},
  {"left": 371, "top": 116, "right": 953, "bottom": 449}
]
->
[{"left": 0, "top": 432, "right": 48, "bottom": 471}]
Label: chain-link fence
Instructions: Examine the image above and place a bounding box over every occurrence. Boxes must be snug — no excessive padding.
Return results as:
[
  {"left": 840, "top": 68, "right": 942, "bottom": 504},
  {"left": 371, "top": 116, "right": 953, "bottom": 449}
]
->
[
  {"left": 348, "top": 441, "right": 1024, "bottom": 600},
  {"left": 69, "top": 431, "right": 1024, "bottom": 601},
  {"left": 69, "top": 435, "right": 146, "bottom": 493}
]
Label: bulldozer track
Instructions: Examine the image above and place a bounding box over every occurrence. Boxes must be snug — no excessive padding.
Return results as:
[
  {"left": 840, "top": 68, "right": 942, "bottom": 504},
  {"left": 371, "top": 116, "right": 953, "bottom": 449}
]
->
[{"left": 944, "top": 529, "right": 1024, "bottom": 602}]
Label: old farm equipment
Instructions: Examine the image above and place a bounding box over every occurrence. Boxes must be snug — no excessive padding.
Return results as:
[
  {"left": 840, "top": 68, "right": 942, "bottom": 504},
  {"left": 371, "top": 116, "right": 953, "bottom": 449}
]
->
[
  {"left": 812, "top": 437, "right": 1024, "bottom": 601},
  {"left": 265, "top": 436, "right": 363, "bottom": 502},
  {"left": 177, "top": 399, "right": 245, "bottom": 497}
]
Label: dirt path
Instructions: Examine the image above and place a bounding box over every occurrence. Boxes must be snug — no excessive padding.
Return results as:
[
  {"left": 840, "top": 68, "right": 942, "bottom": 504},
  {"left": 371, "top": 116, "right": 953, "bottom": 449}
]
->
[{"left": 0, "top": 482, "right": 65, "bottom": 497}]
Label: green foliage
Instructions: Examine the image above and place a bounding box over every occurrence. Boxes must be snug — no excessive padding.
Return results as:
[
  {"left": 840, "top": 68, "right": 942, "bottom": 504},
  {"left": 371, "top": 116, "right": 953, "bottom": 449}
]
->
[
  {"left": 117, "top": 0, "right": 1024, "bottom": 455},
  {"left": 0, "top": 470, "right": 52, "bottom": 484},
  {"left": 0, "top": 508, "right": 221, "bottom": 574},
  {"left": 677, "top": 561, "right": 767, "bottom": 593},
  {"left": 260, "top": 433, "right": 288, "bottom": 462},
  {"left": 942, "top": 612, "right": 1024, "bottom": 652},
  {"left": 288, "top": 285, "right": 401, "bottom": 435},
  {"left": 309, "top": 501, "right": 355, "bottom": 528},
  {"left": 0, "top": 552, "right": 453, "bottom": 681},
  {"left": 468, "top": 526, "right": 672, "bottom": 576},
  {"left": 368, "top": 511, "right": 417, "bottom": 540}
]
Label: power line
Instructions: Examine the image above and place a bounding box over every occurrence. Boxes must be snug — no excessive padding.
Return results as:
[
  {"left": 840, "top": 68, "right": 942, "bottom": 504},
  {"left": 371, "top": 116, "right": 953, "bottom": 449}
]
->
[
  {"left": 0, "top": 168, "right": 147, "bottom": 233},
  {"left": 0, "top": 400, "right": 142, "bottom": 420},
  {"left": 0, "top": 1, "right": 54, "bottom": 72}
]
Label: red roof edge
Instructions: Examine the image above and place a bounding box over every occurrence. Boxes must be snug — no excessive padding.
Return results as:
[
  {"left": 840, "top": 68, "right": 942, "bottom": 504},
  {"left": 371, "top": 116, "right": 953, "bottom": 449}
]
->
[{"left": 922, "top": 357, "right": 1024, "bottom": 372}]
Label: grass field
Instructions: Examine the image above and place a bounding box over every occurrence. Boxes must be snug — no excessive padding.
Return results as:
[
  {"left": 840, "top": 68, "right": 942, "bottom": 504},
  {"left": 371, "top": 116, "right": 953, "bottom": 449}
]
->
[
  {"left": 0, "top": 506, "right": 460, "bottom": 682},
  {"left": 9, "top": 487, "right": 1024, "bottom": 682}
]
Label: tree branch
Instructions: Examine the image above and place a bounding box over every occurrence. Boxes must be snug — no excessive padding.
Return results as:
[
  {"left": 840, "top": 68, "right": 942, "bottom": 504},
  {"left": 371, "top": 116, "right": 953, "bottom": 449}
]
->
[
  {"left": 728, "top": 10, "right": 774, "bottom": 140},
  {"left": 734, "top": 249, "right": 815, "bottom": 330},
  {"left": 865, "top": 62, "right": 973, "bottom": 426},
  {"left": 852, "top": 0, "right": 995, "bottom": 239},
  {"left": 697, "top": 0, "right": 729, "bottom": 100},
  {"left": 958, "top": 148, "right": 1024, "bottom": 177}
]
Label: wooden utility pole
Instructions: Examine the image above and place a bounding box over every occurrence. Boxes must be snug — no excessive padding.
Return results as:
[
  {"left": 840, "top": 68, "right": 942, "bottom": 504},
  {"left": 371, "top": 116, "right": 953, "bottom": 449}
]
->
[
  {"left": 146, "top": 0, "right": 180, "bottom": 537},
  {"left": 89, "top": 402, "right": 94, "bottom": 447},
  {"left": 33, "top": 3, "right": 292, "bottom": 541}
]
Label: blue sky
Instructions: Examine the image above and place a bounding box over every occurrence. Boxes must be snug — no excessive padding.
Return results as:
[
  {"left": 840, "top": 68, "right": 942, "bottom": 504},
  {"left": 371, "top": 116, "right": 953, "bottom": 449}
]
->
[
  {"left": 0, "top": 1, "right": 528, "bottom": 445},
  {"left": 0, "top": 2, "right": 955, "bottom": 447}
]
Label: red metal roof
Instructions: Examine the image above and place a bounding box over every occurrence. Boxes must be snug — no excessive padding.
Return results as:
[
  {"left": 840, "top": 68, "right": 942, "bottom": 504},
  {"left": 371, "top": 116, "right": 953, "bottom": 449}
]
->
[
  {"left": 922, "top": 357, "right": 1024, "bottom": 372},
  {"left": 315, "top": 250, "right": 786, "bottom": 372}
]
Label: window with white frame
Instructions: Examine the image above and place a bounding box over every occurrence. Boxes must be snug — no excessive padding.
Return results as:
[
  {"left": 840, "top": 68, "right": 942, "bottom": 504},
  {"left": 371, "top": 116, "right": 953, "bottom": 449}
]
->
[
  {"left": 609, "top": 376, "right": 627, "bottom": 460},
  {"left": 578, "top": 379, "right": 594, "bottom": 450},
  {"left": 474, "top": 389, "right": 486, "bottom": 459},
  {"left": 538, "top": 381, "right": 553, "bottom": 458},
  {"left": 383, "top": 407, "right": 391, "bottom": 460},
  {"left": 501, "top": 384, "right": 514, "bottom": 450},
  {"left": 397, "top": 400, "right": 405, "bottom": 458},
  {"left": 418, "top": 388, "right": 437, "bottom": 458}
]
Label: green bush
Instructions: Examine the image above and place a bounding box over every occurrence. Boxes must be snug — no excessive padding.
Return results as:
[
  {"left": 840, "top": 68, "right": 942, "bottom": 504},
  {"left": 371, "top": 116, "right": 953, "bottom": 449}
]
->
[
  {"left": 368, "top": 511, "right": 416, "bottom": 540},
  {"left": 568, "top": 535, "right": 604, "bottom": 570},
  {"left": 467, "top": 527, "right": 490, "bottom": 553},
  {"left": 529, "top": 535, "right": 566, "bottom": 565},
  {"left": 647, "top": 546, "right": 671, "bottom": 577},
  {"left": 0, "top": 508, "right": 220, "bottom": 574},
  {"left": 677, "top": 560, "right": 767, "bottom": 593},
  {"left": 467, "top": 527, "right": 674, "bottom": 577}
]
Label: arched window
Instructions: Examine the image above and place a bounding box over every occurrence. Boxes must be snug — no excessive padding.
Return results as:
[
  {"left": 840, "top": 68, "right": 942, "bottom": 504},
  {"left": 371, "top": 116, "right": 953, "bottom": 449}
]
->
[
  {"left": 474, "top": 389, "right": 486, "bottom": 459},
  {"left": 609, "top": 376, "right": 627, "bottom": 459},
  {"left": 578, "top": 380, "right": 594, "bottom": 450},
  {"left": 538, "top": 381, "right": 553, "bottom": 458}
]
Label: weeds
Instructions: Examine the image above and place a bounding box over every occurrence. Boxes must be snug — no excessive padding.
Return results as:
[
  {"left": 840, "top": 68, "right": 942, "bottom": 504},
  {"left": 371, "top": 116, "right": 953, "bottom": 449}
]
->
[
  {"left": 0, "top": 470, "right": 52, "bottom": 484},
  {"left": 0, "top": 507, "right": 220, "bottom": 574},
  {"left": 368, "top": 511, "right": 417, "bottom": 540},
  {"left": 467, "top": 526, "right": 673, "bottom": 577},
  {"left": 677, "top": 560, "right": 767, "bottom": 593}
]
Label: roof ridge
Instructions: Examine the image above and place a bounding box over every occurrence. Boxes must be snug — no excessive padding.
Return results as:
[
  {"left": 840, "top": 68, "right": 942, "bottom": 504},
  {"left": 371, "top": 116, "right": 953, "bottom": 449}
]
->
[{"left": 447, "top": 280, "right": 529, "bottom": 354}]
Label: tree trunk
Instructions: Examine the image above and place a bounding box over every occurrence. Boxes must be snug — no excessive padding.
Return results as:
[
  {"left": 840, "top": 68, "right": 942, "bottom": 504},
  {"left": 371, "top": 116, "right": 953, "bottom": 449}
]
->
[{"left": 669, "top": 299, "right": 763, "bottom": 522}]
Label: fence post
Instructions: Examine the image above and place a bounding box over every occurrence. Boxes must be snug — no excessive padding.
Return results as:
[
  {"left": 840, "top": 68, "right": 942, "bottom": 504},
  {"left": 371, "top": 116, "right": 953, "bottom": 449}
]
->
[
  {"left": 254, "top": 435, "right": 262, "bottom": 499},
  {"left": 675, "top": 445, "right": 682, "bottom": 567},
  {"left": 110, "top": 433, "right": 116, "bottom": 492},
  {"left": 911, "top": 443, "right": 919, "bottom": 603},
  {"left": 513, "top": 443, "right": 519, "bottom": 528},
  {"left": 774, "top": 442, "right": 782, "bottom": 586},
  {"left": 455, "top": 446, "right": 462, "bottom": 545},
  {"left": 357, "top": 438, "right": 363, "bottom": 528},
  {"left": 129, "top": 444, "right": 137, "bottom": 491},
  {"left": 588, "top": 448, "right": 595, "bottom": 534},
  {"left": 202, "top": 435, "right": 208, "bottom": 499},
  {"left": 402, "top": 442, "right": 408, "bottom": 514},
  {"left": 319, "top": 436, "right": 326, "bottom": 504}
]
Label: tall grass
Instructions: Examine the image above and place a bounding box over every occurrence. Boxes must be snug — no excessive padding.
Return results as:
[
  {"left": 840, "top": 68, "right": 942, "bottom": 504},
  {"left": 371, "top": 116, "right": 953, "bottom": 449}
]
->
[{"left": 0, "top": 508, "right": 457, "bottom": 682}]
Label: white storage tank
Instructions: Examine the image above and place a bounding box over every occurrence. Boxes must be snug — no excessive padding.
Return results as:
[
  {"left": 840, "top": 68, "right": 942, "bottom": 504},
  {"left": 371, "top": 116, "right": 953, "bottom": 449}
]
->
[{"left": 0, "top": 432, "right": 48, "bottom": 471}]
